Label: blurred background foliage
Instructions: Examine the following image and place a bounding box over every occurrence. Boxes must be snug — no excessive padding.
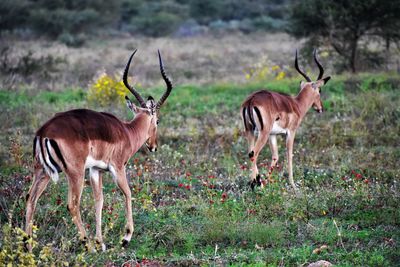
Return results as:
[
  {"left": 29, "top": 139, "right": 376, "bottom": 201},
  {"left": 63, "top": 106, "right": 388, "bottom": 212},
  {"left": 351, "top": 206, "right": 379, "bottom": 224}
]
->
[
  {"left": 1, "top": 0, "right": 400, "bottom": 73},
  {"left": 0, "top": 0, "right": 290, "bottom": 38},
  {"left": 1, "top": 1, "right": 400, "bottom": 265}
]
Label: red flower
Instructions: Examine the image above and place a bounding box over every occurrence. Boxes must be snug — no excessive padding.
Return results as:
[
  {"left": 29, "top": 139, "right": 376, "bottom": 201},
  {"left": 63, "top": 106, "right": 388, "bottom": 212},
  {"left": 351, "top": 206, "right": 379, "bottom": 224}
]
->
[
  {"left": 247, "top": 209, "right": 256, "bottom": 215},
  {"left": 363, "top": 179, "right": 369, "bottom": 184},
  {"left": 185, "top": 185, "right": 191, "bottom": 190},
  {"left": 221, "top": 192, "right": 227, "bottom": 199},
  {"left": 186, "top": 172, "right": 192, "bottom": 177},
  {"left": 208, "top": 175, "right": 216, "bottom": 179},
  {"left": 178, "top": 183, "right": 183, "bottom": 188},
  {"left": 355, "top": 173, "right": 362, "bottom": 180}
]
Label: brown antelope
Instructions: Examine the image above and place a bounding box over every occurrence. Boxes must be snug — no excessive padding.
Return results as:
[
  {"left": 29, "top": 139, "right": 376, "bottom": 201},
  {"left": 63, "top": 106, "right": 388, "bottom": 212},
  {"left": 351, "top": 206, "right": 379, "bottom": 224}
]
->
[
  {"left": 25, "top": 50, "right": 173, "bottom": 251},
  {"left": 241, "top": 50, "right": 330, "bottom": 191}
]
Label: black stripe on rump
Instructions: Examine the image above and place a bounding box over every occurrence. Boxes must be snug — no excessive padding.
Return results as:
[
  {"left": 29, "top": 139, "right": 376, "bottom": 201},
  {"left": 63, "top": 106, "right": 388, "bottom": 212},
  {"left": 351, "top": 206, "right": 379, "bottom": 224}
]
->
[
  {"left": 247, "top": 105, "right": 256, "bottom": 131},
  {"left": 39, "top": 137, "right": 53, "bottom": 171},
  {"left": 49, "top": 139, "right": 67, "bottom": 170},
  {"left": 242, "top": 108, "right": 249, "bottom": 131},
  {"left": 45, "top": 138, "right": 60, "bottom": 173},
  {"left": 253, "top": 106, "right": 264, "bottom": 131},
  {"left": 32, "top": 136, "right": 37, "bottom": 159}
]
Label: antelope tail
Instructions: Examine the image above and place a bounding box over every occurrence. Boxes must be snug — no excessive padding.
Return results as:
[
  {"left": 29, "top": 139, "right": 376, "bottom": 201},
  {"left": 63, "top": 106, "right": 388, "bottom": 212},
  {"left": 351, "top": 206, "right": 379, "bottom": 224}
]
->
[
  {"left": 34, "top": 137, "right": 67, "bottom": 182},
  {"left": 242, "top": 103, "right": 264, "bottom": 132}
]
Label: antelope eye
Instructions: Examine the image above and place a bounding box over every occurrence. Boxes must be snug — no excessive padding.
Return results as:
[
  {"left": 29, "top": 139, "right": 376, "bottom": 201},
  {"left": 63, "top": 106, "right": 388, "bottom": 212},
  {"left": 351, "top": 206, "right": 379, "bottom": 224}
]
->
[{"left": 156, "top": 119, "right": 160, "bottom": 125}]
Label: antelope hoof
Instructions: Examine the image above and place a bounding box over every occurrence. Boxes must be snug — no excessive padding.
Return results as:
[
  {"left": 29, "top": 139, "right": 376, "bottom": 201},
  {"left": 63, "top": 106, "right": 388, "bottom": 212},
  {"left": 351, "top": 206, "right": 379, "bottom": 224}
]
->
[
  {"left": 249, "top": 179, "right": 256, "bottom": 191},
  {"left": 23, "top": 235, "right": 31, "bottom": 252},
  {"left": 121, "top": 239, "right": 129, "bottom": 248},
  {"left": 96, "top": 240, "right": 107, "bottom": 251},
  {"left": 249, "top": 175, "right": 263, "bottom": 190},
  {"left": 248, "top": 151, "right": 254, "bottom": 159},
  {"left": 256, "top": 174, "right": 262, "bottom": 186},
  {"left": 79, "top": 237, "right": 91, "bottom": 251}
]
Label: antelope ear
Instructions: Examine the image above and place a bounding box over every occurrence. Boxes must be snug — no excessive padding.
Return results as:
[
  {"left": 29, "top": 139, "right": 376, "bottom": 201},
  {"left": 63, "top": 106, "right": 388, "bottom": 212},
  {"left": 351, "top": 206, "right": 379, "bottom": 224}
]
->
[
  {"left": 315, "top": 76, "right": 331, "bottom": 87},
  {"left": 322, "top": 76, "right": 331, "bottom": 84},
  {"left": 126, "top": 96, "right": 151, "bottom": 114},
  {"left": 126, "top": 96, "right": 141, "bottom": 113}
]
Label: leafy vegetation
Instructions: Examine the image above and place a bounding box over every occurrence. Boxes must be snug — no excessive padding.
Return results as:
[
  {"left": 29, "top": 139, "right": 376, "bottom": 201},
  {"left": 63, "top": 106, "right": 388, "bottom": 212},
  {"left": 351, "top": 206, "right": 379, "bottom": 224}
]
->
[
  {"left": 1, "top": 0, "right": 289, "bottom": 39},
  {"left": 289, "top": 0, "right": 400, "bottom": 73},
  {"left": 1, "top": 73, "right": 399, "bottom": 265}
]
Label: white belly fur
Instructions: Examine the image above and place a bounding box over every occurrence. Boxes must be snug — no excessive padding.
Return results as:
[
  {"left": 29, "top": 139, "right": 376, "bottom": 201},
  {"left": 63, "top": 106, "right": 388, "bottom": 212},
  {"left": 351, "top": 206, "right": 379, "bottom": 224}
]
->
[
  {"left": 270, "top": 121, "right": 288, "bottom": 135},
  {"left": 85, "top": 156, "right": 118, "bottom": 183},
  {"left": 84, "top": 155, "right": 108, "bottom": 170}
]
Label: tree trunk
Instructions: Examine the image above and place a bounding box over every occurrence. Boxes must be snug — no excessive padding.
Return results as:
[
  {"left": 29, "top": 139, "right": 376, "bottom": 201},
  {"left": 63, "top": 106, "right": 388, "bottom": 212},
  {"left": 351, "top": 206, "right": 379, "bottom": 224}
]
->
[
  {"left": 349, "top": 37, "right": 358, "bottom": 73},
  {"left": 385, "top": 37, "right": 390, "bottom": 71}
]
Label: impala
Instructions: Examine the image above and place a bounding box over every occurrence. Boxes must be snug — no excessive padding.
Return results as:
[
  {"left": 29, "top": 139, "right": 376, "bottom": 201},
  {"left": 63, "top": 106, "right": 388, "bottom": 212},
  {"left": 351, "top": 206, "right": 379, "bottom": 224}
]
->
[
  {"left": 25, "top": 50, "right": 173, "bottom": 251},
  {"left": 241, "top": 50, "right": 330, "bottom": 190}
]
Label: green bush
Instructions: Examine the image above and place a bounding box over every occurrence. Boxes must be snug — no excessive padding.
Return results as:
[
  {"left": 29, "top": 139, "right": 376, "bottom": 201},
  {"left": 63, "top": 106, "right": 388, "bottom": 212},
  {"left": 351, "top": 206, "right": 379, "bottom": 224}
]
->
[
  {"left": 252, "top": 16, "right": 287, "bottom": 32},
  {"left": 30, "top": 8, "right": 99, "bottom": 38},
  {"left": 57, "top": 32, "right": 86, "bottom": 47},
  {"left": 131, "top": 12, "right": 182, "bottom": 37}
]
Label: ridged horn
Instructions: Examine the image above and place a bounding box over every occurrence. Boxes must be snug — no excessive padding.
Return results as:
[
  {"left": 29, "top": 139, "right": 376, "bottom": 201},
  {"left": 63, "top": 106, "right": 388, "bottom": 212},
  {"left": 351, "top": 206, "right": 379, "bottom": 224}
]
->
[
  {"left": 156, "top": 50, "right": 173, "bottom": 110},
  {"left": 123, "top": 49, "right": 146, "bottom": 108},
  {"left": 295, "top": 49, "right": 311, "bottom": 82},
  {"left": 313, "top": 49, "right": 324, "bottom": 80}
]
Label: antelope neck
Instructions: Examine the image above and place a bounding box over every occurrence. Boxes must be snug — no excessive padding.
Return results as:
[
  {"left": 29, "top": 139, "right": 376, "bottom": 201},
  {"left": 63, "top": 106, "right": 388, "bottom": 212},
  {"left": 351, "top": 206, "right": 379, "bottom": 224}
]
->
[
  {"left": 125, "top": 114, "right": 151, "bottom": 152},
  {"left": 295, "top": 87, "right": 315, "bottom": 116}
]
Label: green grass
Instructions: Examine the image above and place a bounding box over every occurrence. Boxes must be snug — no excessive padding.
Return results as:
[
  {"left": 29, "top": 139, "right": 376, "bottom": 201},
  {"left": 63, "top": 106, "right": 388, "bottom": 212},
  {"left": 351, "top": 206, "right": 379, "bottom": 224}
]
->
[{"left": 0, "top": 73, "right": 399, "bottom": 266}]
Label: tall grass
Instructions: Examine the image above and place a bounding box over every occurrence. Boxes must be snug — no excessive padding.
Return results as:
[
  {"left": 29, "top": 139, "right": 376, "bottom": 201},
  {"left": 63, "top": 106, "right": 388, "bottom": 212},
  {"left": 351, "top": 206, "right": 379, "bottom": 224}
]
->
[{"left": 0, "top": 73, "right": 399, "bottom": 265}]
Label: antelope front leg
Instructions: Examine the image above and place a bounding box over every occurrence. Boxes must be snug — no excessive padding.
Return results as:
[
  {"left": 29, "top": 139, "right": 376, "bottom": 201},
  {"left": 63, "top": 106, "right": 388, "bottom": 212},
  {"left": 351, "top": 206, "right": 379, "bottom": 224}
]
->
[
  {"left": 89, "top": 168, "right": 106, "bottom": 251},
  {"left": 285, "top": 131, "right": 297, "bottom": 191},
  {"left": 112, "top": 167, "right": 133, "bottom": 248}
]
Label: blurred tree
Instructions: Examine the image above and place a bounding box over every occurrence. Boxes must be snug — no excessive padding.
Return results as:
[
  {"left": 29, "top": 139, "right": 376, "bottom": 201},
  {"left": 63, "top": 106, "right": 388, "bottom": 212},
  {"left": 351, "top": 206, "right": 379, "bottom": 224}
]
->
[
  {"left": 1, "top": 0, "right": 292, "bottom": 38},
  {"left": 0, "top": 0, "right": 31, "bottom": 32},
  {"left": 30, "top": 0, "right": 121, "bottom": 38},
  {"left": 289, "top": 0, "right": 400, "bottom": 72},
  {"left": 189, "top": 0, "right": 288, "bottom": 25},
  {"left": 121, "top": 0, "right": 188, "bottom": 37}
]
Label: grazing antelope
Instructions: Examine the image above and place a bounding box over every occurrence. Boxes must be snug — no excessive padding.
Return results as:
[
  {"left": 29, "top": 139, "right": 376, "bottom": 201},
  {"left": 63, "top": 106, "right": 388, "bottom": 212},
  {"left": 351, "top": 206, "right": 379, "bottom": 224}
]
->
[
  {"left": 25, "top": 50, "right": 173, "bottom": 251},
  {"left": 241, "top": 50, "right": 330, "bottom": 191}
]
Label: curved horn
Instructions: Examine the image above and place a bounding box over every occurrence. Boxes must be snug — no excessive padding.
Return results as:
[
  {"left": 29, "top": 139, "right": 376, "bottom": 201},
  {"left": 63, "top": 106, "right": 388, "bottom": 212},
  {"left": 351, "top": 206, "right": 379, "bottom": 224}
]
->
[
  {"left": 313, "top": 49, "right": 324, "bottom": 80},
  {"left": 123, "top": 49, "right": 146, "bottom": 108},
  {"left": 294, "top": 49, "right": 311, "bottom": 82},
  {"left": 156, "top": 50, "right": 173, "bottom": 110}
]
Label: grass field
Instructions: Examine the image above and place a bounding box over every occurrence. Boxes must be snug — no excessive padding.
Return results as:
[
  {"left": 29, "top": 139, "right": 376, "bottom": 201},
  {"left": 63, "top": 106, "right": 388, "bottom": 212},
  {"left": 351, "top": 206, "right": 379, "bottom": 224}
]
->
[{"left": 1, "top": 70, "right": 399, "bottom": 266}]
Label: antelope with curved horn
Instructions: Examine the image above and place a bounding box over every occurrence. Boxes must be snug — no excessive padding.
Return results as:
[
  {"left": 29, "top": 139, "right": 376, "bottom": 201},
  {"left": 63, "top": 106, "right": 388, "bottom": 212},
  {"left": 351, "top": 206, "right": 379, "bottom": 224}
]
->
[
  {"left": 25, "top": 50, "right": 173, "bottom": 251},
  {"left": 241, "top": 50, "right": 330, "bottom": 191}
]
